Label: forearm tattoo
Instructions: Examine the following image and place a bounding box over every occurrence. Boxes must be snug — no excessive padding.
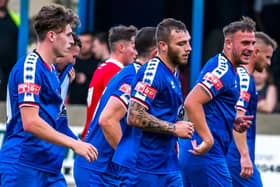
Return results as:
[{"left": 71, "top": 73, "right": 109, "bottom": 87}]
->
[{"left": 128, "top": 100, "right": 176, "bottom": 133}]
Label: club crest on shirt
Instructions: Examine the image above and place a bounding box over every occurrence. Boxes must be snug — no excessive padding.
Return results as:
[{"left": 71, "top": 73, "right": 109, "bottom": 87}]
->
[
  {"left": 177, "top": 104, "right": 185, "bottom": 121},
  {"left": 58, "top": 104, "right": 67, "bottom": 117}
]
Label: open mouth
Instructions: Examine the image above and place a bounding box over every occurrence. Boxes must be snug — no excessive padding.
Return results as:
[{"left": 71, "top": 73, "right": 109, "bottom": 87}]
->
[
  {"left": 183, "top": 54, "right": 189, "bottom": 59},
  {"left": 242, "top": 52, "right": 252, "bottom": 60},
  {"left": 242, "top": 51, "right": 252, "bottom": 57}
]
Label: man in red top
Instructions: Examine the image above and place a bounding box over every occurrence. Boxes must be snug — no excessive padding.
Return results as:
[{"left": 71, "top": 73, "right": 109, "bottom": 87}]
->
[{"left": 81, "top": 25, "right": 137, "bottom": 139}]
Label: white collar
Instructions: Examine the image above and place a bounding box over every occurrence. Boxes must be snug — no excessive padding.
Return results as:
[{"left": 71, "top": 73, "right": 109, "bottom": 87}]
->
[{"left": 105, "top": 58, "right": 124, "bottom": 68}]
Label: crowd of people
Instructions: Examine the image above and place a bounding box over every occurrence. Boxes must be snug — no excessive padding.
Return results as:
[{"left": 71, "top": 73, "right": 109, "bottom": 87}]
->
[{"left": 0, "top": 2, "right": 278, "bottom": 187}]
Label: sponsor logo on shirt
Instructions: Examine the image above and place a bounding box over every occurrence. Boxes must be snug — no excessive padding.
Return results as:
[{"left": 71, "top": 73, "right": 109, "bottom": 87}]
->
[
  {"left": 203, "top": 72, "right": 223, "bottom": 90},
  {"left": 240, "top": 90, "right": 251, "bottom": 102},
  {"left": 119, "top": 83, "right": 131, "bottom": 95},
  {"left": 135, "top": 82, "right": 157, "bottom": 99},
  {"left": 18, "top": 83, "right": 41, "bottom": 95}
]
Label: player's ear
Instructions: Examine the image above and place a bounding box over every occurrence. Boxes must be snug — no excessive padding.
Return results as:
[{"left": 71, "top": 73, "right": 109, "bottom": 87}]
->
[
  {"left": 118, "top": 42, "right": 125, "bottom": 53},
  {"left": 150, "top": 47, "right": 158, "bottom": 59},
  {"left": 224, "top": 37, "right": 232, "bottom": 51},
  {"left": 253, "top": 48, "right": 260, "bottom": 57},
  {"left": 47, "top": 31, "right": 56, "bottom": 42},
  {"left": 158, "top": 41, "right": 167, "bottom": 53}
]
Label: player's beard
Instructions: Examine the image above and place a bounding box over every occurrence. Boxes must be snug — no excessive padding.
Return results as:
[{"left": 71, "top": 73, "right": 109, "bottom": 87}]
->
[
  {"left": 254, "top": 60, "right": 267, "bottom": 72},
  {"left": 232, "top": 47, "right": 247, "bottom": 66},
  {"left": 167, "top": 45, "right": 184, "bottom": 66}
]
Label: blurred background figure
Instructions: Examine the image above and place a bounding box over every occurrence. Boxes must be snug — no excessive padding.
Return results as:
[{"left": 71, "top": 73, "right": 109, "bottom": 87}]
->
[
  {"left": 92, "top": 32, "right": 110, "bottom": 64},
  {"left": 253, "top": 67, "right": 278, "bottom": 113},
  {"left": 0, "top": 0, "right": 19, "bottom": 101},
  {"left": 254, "top": 0, "right": 280, "bottom": 104},
  {"left": 69, "top": 32, "right": 99, "bottom": 105}
]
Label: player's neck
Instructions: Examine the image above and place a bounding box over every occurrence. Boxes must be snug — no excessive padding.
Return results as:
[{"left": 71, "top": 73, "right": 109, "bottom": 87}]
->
[
  {"left": 110, "top": 53, "right": 125, "bottom": 65},
  {"left": 36, "top": 42, "right": 56, "bottom": 68},
  {"left": 158, "top": 54, "right": 176, "bottom": 72},
  {"left": 223, "top": 50, "right": 238, "bottom": 68},
  {"left": 101, "top": 50, "right": 110, "bottom": 61},
  {"left": 246, "top": 62, "right": 254, "bottom": 75},
  {"left": 136, "top": 56, "right": 149, "bottom": 65},
  {"left": 241, "top": 64, "right": 253, "bottom": 75}
]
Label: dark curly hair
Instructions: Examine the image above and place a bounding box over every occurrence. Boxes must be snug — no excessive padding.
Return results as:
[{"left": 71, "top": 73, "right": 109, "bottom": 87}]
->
[{"left": 34, "top": 4, "right": 79, "bottom": 41}]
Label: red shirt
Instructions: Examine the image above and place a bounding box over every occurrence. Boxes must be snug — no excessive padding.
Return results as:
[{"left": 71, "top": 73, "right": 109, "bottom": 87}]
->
[{"left": 81, "top": 59, "right": 124, "bottom": 139}]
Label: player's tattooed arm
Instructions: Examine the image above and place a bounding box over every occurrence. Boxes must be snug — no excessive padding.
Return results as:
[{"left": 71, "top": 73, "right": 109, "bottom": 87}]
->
[
  {"left": 127, "top": 99, "right": 176, "bottom": 134},
  {"left": 127, "top": 100, "right": 194, "bottom": 138}
]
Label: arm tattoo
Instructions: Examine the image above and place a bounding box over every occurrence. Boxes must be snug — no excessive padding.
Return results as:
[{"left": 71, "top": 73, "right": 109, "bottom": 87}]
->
[{"left": 127, "top": 100, "right": 176, "bottom": 134}]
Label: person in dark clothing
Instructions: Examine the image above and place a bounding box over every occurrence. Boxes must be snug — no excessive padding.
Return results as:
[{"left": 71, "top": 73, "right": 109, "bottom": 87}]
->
[
  {"left": 92, "top": 32, "right": 110, "bottom": 64},
  {"left": 69, "top": 32, "right": 99, "bottom": 104},
  {"left": 0, "top": 0, "right": 19, "bottom": 101}
]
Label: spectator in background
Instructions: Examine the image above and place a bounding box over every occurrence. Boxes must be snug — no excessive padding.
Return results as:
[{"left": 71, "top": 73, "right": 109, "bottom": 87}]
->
[
  {"left": 69, "top": 32, "right": 98, "bottom": 104},
  {"left": 92, "top": 32, "right": 110, "bottom": 64},
  {"left": 81, "top": 25, "right": 137, "bottom": 139},
  {"left": 253, "top": 67, "right": 278, "bottom": 113},
  {"left": 0, "top": 0, "right": 19, "bottom": 101}
]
